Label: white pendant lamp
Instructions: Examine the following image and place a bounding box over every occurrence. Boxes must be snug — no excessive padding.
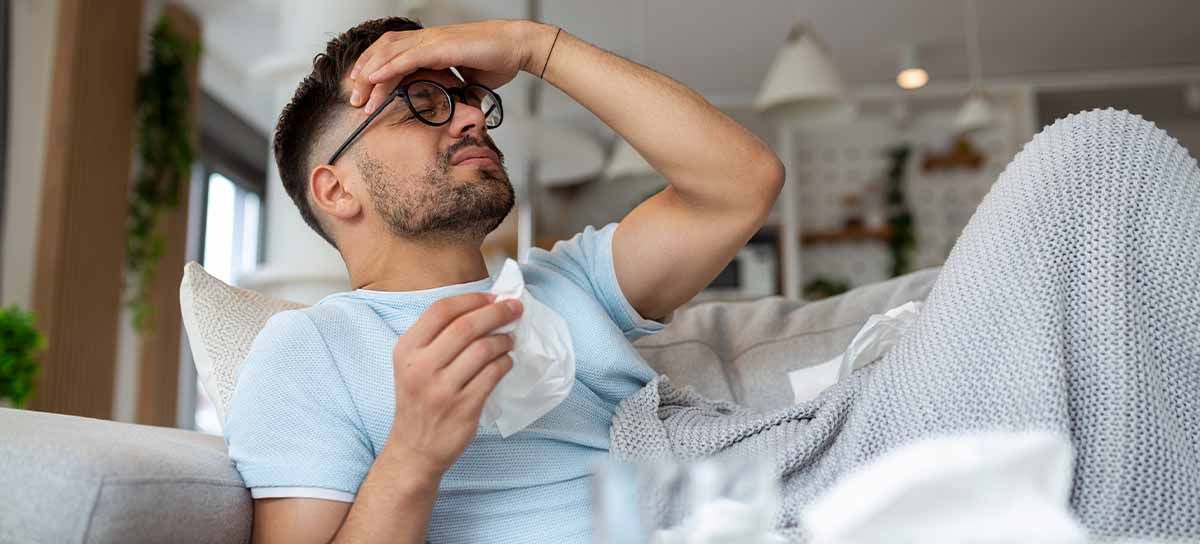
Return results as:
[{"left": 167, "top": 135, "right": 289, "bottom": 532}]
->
[
  {"left": 955, "top": 91, "right": 993, "bottom": 132},
  {"left": 955, "top": 0, "right": 993, "bottom": 132},
  {"left": 755, "top": 22, "right": 852, "bottom": 123}
]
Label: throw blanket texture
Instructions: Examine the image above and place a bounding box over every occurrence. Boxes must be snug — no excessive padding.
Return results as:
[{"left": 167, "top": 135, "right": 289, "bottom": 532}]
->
[{"left": 610, "top": 108, "right": 1200, "bottom": 541}]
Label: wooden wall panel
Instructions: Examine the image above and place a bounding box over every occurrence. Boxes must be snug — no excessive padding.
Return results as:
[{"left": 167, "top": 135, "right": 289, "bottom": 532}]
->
[{"left": 31, "top": 0, "right": 145, "bottom": 418}]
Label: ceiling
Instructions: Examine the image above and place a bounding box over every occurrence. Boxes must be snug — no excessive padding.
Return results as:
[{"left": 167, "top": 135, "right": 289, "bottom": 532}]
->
[{"left": 179, "top": 0, "right": 1200, "bottom": 135}]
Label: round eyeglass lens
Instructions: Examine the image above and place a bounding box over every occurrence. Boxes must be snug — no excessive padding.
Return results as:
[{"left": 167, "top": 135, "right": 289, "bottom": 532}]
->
[
  {"left": 465, "top": 84, "right": 503, "bottom": 128},
  {"left": 406, "top": 81, "right": 453, "bottom": 125}
]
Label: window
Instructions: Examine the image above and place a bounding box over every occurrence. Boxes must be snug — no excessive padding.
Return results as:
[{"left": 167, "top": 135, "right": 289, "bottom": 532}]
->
[{"left": 202, "top": 172, "right": 261, "bottom": 285}]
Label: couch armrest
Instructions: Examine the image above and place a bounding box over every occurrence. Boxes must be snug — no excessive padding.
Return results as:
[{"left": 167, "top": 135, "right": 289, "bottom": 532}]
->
[{"left": 0, "top": 408, "right": 250, "bottom": 544}]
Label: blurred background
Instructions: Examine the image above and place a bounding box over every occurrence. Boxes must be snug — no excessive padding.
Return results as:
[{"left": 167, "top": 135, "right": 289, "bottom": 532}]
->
[{"left": 2, "top": 0, "right": 1198, "bottom": 431}]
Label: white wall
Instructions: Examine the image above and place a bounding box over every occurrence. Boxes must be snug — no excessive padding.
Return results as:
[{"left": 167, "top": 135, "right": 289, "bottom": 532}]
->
[{"left": 3, "top": 0, "right": 59, "bottom": 309}]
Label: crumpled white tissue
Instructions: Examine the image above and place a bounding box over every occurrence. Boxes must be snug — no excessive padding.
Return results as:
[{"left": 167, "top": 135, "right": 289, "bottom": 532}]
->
[
  {"left": 802, "top": 430, "right": 1088, "bottom": 544},
  {"left": 482, "top": 259, "right": 576, "bottom": 438},
  {"left": 788, "top": 301, "right": 923, "bottom": 404}
]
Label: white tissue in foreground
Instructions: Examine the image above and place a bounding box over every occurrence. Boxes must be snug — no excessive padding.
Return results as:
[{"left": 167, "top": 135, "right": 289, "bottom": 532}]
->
[
  {"left": 482, "top": 259, "right": 576, "bottom": 438},
  {"left": 802, "top": 430, "right": 1087, "bottom": 544}
]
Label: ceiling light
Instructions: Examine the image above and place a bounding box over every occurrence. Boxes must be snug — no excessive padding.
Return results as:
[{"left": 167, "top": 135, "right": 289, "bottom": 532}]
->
[
  {"left": 955, "top": 0, "right": 993, "bottom": 132},
  {"left": 955, "top": 91, "right": 993, "bottom": 132},
  {"left": 755, "top": 22, "right": 852, "bottom": 122},
  {"left": 896, "top": 45, "right": 928, "bottom": 90}
]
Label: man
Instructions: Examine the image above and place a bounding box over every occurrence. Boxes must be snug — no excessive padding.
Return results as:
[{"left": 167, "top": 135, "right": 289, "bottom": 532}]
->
[{"left": 224, "top": 16, "right": 783, "bottom": 544}]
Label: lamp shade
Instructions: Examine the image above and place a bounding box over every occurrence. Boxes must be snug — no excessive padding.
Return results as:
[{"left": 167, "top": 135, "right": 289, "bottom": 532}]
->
[
  {"left": 755, "top": 23, "right": 852, "bottom": 123},
  {"left": 603, "top": 138, "right": 657, "bottom": 181},
  {"left": 490, "top": 118, "right": 606, "bottom": 187},
  {"left": 955, "top": 92, "right": 993, "bottom": 132}
]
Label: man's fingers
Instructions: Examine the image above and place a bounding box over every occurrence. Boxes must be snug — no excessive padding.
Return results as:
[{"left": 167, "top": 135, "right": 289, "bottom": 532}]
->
[
  {"left": 361, "top": 80, "right": 395, "bottom": 114},
  {"left": 402, "top": 292, "right": 495, "bottom": 348},
  {"left": 366, "top": 48, "right": 427, "bottom": 85},
  {"left": 459, "top": 354, "right": 513, "bottom": 412},
  {"left": 426, "top": 299, "right": 522, "bottom": 367},
  {"left": 441, "top": 333, "right": 514, "bottom": 390},
  {"left": 350, "top": 32, "right": 416, "bottom": 107}
]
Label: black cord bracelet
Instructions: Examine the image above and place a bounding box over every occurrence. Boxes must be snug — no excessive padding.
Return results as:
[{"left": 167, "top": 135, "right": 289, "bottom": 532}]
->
[{"left": 540, "top": 27, "right": 562, "bottom": 79}]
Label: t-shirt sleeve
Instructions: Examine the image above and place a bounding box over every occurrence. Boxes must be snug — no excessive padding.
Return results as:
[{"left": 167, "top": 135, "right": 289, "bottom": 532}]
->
[
  {"left": 528, "top": 222, "right": 669, "bottom": 342},
  {"left": 223, "top": 309, "right": 375, "bottom": 502}
]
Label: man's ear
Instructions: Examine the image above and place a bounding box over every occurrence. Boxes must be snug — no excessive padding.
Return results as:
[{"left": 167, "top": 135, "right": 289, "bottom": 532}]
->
[{"left": 309, "top": 164, "right": 362, "bottom": 223}]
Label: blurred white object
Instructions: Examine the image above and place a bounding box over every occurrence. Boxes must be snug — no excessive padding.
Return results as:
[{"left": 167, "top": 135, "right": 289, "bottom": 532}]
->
[
  {"left": 755, "top": 22, "right": 853, "bottom": 123},
  {"left": 650, "top": 497, "right": 789, "bottom": 544},
  {"left": 482, "top": 259, "right": 576, "bottom": 437},
  {"left": 802, "top": 430, "right": 1088, "bottom": 544},
  {"left": 593, "top": 457, "right": 784, "bottom": 544},
  {"left": 604, "top": 138, "right": 657, "bottom": 181},
  {"left": 956, "top": 91, "right": 994, "bottom": 132},
  {"left": 1185, "top": 82, "right": 1200, "bottom": 113},
  {"left": 789, "top": 301, "right": 923, "bottom": 404},
  {"left": 649, "top": 458, "right": 784, "bottom": 544}
]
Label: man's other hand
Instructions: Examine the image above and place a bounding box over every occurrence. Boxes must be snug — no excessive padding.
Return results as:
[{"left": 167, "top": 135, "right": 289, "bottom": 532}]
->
[{"left": 385, "top": 291, "right": 522, "bottom": 478}]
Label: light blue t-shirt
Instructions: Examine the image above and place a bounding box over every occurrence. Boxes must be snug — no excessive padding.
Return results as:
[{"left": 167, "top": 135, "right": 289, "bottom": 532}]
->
[{"left": 223, "top": 222, "right": 666, "bottom": 543}]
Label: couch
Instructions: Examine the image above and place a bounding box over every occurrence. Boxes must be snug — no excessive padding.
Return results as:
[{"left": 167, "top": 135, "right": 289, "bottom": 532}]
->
[{"left": 0, "top": 266, "right": 940, "bottom": 543}]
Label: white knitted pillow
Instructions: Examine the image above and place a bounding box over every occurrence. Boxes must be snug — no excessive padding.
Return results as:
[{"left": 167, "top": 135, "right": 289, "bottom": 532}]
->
[{"left": 179, "top": 261, "right": 305, "bottom": 429}]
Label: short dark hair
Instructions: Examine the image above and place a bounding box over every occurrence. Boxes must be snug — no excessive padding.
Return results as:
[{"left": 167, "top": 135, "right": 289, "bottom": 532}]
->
[{"left": 272, "top": 17, "right": 424, "bottom": 249}]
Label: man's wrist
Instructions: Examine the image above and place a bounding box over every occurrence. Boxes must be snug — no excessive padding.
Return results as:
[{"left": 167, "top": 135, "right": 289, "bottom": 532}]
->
[
  {"left": 379, "top": 441, "right": 446, "bottom": 489},
  {"left": 516, "top": 20, "right": 560, "bottom": 75}
]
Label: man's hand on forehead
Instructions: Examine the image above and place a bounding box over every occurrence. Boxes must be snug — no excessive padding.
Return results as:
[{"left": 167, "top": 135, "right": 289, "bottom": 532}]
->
[{"left": 348, "top": 20, "right": 557, "bottom": 113}]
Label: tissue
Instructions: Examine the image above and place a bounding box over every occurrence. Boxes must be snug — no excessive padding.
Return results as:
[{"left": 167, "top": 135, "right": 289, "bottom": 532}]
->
[
  {"left": 802, "top": 430, "right": 1088, "bottom": 544},
  {"left": 836, "top": 300, "right": 923, "bottom": 380},
  {"left": 788, "top": 301, "right": 923, "bottom": 404},
  {"left": 483, "top": 259, "right": 576, "bottom": 437}
]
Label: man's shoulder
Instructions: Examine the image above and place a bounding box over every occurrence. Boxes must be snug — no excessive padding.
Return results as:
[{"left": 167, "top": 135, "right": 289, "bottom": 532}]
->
[
  {"left": 261, "top": 294, "right": 375, "bottom": 335},
  {"left": 248, "top": 296, "right": 382, "bottom": 364}
]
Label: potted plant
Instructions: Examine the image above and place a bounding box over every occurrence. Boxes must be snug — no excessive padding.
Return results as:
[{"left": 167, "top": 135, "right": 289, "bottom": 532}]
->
[{"left": 0, "top": 306, "right": 44, "bottom": 409}]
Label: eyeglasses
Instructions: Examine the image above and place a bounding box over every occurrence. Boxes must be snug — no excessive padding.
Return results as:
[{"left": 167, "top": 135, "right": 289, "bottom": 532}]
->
[{"left": 326, "top": 79, "right": 504, "bottom": 165}]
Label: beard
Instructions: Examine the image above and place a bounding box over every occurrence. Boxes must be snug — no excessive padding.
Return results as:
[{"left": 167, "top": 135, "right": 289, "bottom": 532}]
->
[{"left": 358, "top": 134, "right": 514, "bottom": 244}]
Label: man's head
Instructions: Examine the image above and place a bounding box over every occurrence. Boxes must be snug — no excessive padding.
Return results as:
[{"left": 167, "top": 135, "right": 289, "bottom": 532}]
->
[{"left": 273, "top": 17, "right": 514, "bottom": 251}]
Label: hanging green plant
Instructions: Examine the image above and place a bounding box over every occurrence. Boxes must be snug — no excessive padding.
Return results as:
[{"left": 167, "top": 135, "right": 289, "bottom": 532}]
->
[
  {"left": 884, "top": 145, "right": 916, "bottom": 276},
  {"left": 0, "top": 305, "right": 45, "bottom": 408},
  {"left": 126, "top": 16, "right": 200, "bottom": 332}
]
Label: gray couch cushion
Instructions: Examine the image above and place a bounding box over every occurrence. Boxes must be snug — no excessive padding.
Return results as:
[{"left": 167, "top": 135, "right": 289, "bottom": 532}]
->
[
  {"left": 634, "top": 267, "right": 941, "bottom": 412},
  {"left": 0, "top": 408, "right": 250, "bottom": 544}
]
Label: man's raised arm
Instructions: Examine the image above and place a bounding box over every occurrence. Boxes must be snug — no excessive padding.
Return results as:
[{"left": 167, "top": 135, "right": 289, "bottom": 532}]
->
[{"left": 349, "top": 21, "right": 784, "bottom": 322}]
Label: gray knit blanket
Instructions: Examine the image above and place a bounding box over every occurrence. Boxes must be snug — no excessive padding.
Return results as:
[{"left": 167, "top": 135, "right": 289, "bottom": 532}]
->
[{"left": 610, "top": 109, "right": 1200, "bottom": 541}]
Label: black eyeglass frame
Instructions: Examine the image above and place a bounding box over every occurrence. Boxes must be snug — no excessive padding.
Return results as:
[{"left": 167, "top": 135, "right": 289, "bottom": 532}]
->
[{"left": 326, "top": 79, "right": 504, "bottom": 165}]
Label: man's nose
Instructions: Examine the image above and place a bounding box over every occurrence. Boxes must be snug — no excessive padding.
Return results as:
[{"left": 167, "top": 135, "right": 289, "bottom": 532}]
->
[{"left": 446, "top": 99, "right": 487, "bottom": 139}]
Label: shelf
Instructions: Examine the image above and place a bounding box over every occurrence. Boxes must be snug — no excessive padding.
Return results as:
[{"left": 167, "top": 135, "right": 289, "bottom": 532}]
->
[
  {"left": 760, "top": 223, "right": 893, "bottom": 245},
  {"left": 801, "top": 225, "right": 893, "bottom": 244}
]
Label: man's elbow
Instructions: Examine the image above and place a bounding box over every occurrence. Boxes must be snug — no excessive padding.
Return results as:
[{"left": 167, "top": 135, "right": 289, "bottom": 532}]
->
[{"left": 750, "top": 151, "right": 785, "bottom": 216}]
